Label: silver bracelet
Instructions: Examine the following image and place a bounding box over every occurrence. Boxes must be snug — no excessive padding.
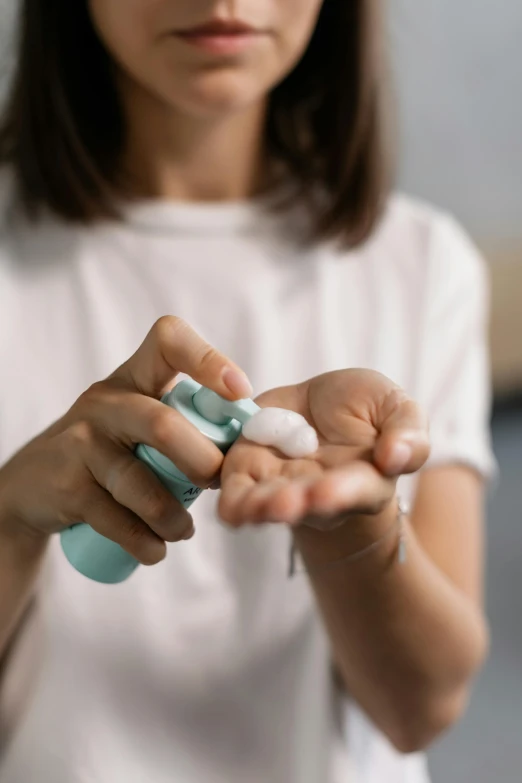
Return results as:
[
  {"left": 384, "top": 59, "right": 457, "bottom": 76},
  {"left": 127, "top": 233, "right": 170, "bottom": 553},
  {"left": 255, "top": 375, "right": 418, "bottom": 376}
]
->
[{"left": 288, "top": 497, "right": 409, "bottom": 577}]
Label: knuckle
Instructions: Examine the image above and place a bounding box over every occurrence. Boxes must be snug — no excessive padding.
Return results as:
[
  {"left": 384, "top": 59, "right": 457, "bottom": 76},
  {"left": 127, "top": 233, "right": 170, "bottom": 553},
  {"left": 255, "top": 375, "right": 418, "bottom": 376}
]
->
[
  {"left": 384, "top": 387, "right": 411, "bottom": 413},
  {"left": 163, "top": 515, "right": 193, "bottom": 543},
  {"left": 197, "top": 344, "right": 219, "bottom": 368},
  {"left": 125, "top": 519, "right": 148, "bottom": 545},
  {"left": 147, "top": 410, "right": 174, "bottom": 450},
  {"left": 142, "top": 549, "right": 166, "bottom": 567},
  {"left": 154, "top": 315, "right": 186, "bottom": 345},
  {"left": 402, "top": 398, "right": 422, "bottom": 420},
  {"left": 104, "top": 453, "right": 136, "bottom": 497},
  {"left": 185, "top": 451, "right": 224, "bottom": 489},
  {"left": 205, "top": 452, "right": 225, "bottom": 483},
  {"left": 76, "top": 381, "right": 108, "bottom": 411},
  {"left": 124, "top": 521, "right": 165, "bottom": 566},
  {"left": 63, "top": 420, "right": 96, "bottom": 452},
  {"left": 196, "top": 344, "right": 224, "bottom": 376},
  {"left": 372, "top": 495, "right": 391, "bottom": 516},
  {"left": 143, "top": 491, "right": 173, "bottom": 527},
  {"left": 74, "top": 381, "right": 122, "bottom": 422},
  {"left": 56, "top": 474, "right": 97, "bottom": 524}
]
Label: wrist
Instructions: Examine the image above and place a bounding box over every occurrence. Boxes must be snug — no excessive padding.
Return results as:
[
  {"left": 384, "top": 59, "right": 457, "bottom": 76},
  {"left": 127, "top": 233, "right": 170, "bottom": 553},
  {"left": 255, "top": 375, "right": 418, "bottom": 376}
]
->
[
  {"left": 293, "top": 497, "right": 401, "bottom": 570},
  {"left": 0, "top": 482, "right": 49, "bottom": 558},
  {"left": 0, "top": 519, "right": 49, "bottom": 564}
]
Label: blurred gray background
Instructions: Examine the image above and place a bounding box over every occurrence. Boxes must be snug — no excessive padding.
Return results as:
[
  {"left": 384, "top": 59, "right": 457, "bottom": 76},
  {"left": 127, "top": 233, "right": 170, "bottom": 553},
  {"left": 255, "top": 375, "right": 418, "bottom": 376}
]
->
[
  {"left": 388, "top": 2, "right": 522, "bottom": 781},
  {"left": 390, "top": 0, "right": 522, "bottom": 240},
  {"left": 0, "top": 2, "right": 521, "bottom": 781}
]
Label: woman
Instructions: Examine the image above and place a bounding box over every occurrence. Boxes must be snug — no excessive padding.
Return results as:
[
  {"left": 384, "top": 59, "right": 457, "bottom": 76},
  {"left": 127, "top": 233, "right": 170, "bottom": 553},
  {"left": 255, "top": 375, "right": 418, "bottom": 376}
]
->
[{"left": 0, "top": 1, "right": 496, "bottom": 781}]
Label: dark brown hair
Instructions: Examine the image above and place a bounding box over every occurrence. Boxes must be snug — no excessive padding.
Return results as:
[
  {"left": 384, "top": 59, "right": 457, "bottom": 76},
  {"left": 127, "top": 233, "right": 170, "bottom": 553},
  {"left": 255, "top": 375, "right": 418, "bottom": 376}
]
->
[{"left": 0, "top": 0, "right": 392, "bottom": 247}]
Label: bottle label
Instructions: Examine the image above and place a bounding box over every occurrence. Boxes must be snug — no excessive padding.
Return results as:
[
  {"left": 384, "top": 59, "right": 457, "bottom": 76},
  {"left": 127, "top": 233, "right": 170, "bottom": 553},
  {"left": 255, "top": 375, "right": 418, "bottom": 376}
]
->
[{"left": 181, "top": 485, "right": 203, "bottom": 508}]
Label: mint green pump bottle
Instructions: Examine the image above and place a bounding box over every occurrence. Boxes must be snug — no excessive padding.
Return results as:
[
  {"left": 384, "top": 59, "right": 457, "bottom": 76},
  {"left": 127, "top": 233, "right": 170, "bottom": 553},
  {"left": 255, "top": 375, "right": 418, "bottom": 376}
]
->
[{"left": 60, "top": 378, "right": 260, "bottom": 584}]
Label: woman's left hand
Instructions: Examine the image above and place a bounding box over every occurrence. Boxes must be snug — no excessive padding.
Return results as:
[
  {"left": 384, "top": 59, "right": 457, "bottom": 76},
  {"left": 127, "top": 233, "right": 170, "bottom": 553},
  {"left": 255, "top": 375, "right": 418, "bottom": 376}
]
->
[{"left": 218, "top": 369, "right": 431, "bottom": 530}]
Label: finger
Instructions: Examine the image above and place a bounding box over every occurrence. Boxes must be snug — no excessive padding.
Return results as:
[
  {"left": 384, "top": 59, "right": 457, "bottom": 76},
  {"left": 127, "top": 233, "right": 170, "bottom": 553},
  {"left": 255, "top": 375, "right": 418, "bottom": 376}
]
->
[
  {"left": 85, "top": 437, "right": 195, "bottom": 543},
  {"left": 81, "top": 486, "right": 168, "bottom": 566},
  {"left": 218, "top": 473, "right": 256, "bottom": 525},
  {"left": 281, "top": 458, "right": 323, "bottom": 481},
  {"left": 261, "top": 480, "right": 309, "bottom": 524},
  {"left": 114, "top": 316, "right": 253, "bottom": 400},
  {"left": 220, "top": 438, "right": 283, "bottom": 484},
  {"left": 306, "top": 462, "right": 395, "bottom": 517},
  {"left": 90, "top": 389, "right": 223, "bottom": 487},
  {"left": 236, "top": 478, "right": 293, "bottom": 523},
  {"left": 372, "top": 389, "right": 431, "bottom": 476}
]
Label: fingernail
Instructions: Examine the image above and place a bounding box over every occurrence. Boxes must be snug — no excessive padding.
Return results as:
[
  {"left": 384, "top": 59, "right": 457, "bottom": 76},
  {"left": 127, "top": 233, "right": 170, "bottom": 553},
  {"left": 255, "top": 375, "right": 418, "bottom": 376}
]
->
[
  {"left": 387, "top": 442, "right": 412, "bottom": 474},
  {"left": 222, "top": 368, "right": 253, "bottom": 399},
  {"left": 182, "top": 525, "right": 195, "bottom": 540}
]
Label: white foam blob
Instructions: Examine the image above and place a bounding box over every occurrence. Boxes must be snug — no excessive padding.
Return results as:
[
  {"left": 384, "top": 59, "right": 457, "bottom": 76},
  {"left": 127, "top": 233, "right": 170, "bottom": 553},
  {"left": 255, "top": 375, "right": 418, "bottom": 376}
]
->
[{"left": 242, "top": 407, "right": 319, "bottom": 458}]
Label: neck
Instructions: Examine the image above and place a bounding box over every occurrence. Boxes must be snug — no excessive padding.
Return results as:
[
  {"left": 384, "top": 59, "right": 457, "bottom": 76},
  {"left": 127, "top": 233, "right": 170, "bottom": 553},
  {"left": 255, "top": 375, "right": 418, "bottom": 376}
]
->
[{"left": 118, "top": 77, "right": 270, "bottom": 203}]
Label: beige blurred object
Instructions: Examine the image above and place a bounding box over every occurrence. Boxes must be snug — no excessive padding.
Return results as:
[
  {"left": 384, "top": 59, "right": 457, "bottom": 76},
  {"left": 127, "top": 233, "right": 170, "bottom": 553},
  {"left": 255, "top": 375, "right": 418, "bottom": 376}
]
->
[{"left": 485, "top": 243, "right": 522, "bottom": 396}]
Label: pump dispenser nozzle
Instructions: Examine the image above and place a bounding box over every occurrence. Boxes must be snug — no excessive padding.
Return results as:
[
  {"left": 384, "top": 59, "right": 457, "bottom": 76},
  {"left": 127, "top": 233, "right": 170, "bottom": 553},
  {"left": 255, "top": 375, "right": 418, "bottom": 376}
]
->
[{"left": 192, "top": 386, "right": 260, "bottom": 426}]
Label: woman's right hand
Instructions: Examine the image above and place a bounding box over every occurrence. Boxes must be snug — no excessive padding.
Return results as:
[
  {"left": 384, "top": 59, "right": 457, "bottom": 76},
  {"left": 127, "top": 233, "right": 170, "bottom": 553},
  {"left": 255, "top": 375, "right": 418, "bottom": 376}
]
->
[{"left": 0, "top": 317, "right": 252, "bottom": 566}]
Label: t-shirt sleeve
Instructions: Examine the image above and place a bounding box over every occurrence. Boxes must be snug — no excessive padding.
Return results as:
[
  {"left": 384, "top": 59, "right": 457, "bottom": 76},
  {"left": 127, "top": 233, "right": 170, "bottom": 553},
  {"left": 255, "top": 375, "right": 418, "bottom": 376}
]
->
[{"left": 416, "top": 213, "right": 498, "bottom": 486}]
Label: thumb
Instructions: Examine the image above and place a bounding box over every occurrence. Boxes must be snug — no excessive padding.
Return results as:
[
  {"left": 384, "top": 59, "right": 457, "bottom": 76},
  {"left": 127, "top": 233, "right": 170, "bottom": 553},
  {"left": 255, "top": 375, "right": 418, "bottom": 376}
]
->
[
  {"left": 373, "top": 389, "right": 431, "bottom": 476},
  {"left": 113, "top": 316, "right": 253, "bottom": 400}
]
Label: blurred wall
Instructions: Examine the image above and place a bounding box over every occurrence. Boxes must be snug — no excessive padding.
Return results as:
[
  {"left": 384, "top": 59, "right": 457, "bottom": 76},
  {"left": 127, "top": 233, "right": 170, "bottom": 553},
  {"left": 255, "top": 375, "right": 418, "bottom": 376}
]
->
[
  {"left": 390, "top": 0, "right": 522, "bottom": 242},
  {"left": 389, "top": 0, "right": 522, "bottom": 394}
]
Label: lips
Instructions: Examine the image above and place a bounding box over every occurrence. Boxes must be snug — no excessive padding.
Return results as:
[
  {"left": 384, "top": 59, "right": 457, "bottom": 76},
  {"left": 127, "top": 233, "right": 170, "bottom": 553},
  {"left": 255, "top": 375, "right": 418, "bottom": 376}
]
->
[
  {"left": 177, "top": 20, "right": 258, "bottom": 37},
  {"left": 173, "top": 18, "right": 266, "bottom": 56}
]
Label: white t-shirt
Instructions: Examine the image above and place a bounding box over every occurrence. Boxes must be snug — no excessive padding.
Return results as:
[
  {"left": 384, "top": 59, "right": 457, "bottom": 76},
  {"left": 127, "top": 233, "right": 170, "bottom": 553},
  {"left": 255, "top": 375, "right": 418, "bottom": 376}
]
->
[{"left": 0, "top": 176, "right": 497, "bottom": 783}]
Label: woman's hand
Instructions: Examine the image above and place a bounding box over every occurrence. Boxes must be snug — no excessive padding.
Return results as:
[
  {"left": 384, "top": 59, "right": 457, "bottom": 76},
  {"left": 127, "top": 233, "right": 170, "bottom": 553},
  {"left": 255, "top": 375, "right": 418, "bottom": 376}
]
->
[
  {"left": 0, "top": 317, "right": 252, "bottom": 565},
  {"left": 221, "top": 372, "right": 487, "bottom": 754},
  {"left": 219, "top": 369, "right": 430, "bottom": 530}
]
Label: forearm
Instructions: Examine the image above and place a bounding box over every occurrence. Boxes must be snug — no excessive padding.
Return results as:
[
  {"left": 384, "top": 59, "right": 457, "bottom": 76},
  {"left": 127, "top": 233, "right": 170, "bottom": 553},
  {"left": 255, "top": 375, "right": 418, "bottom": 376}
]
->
[
  {"left": 0, "top": 502, "right": 48, "bottom": 658},
  {"left": 293, "top": 501, "right": 488, "bottom": 752}
]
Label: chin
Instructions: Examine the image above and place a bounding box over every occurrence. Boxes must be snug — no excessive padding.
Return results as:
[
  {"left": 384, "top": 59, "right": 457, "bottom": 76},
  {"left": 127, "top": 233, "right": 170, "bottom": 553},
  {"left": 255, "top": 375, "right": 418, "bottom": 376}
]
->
[{"left": 161, "top": 69, "right": 270, "bottom": 118}]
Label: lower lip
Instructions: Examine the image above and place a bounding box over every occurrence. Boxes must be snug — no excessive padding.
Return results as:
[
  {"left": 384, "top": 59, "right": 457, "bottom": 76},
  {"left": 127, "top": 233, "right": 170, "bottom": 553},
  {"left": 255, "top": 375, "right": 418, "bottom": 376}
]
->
[{"left": 176, "top": 32, "right": 263, "bottom": 56}]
